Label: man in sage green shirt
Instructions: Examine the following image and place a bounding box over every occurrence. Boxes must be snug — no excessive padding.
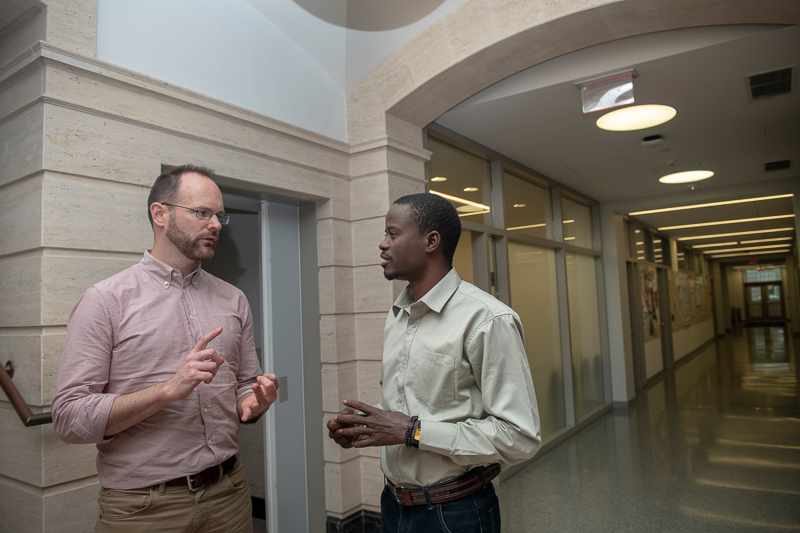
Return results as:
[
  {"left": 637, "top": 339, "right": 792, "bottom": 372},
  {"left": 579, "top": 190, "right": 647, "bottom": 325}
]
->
[{"left": 328, "top": 193, "right": 541, "bottom": 531}]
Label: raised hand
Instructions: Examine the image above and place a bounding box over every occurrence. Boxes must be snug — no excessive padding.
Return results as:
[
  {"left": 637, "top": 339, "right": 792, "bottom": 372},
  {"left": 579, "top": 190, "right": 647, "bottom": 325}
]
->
[
  {"left": 168, "top": 327, "right": 226, "bottom": 401},
  {"left": 240, "top": 374, "right": 279, "bottom": 422}
]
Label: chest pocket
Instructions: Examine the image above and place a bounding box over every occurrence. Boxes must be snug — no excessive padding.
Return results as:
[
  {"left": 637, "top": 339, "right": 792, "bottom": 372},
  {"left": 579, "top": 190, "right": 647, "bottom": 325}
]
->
[
  {"left": 411, "top": 348, "right": 456, "bottom": 408},
  {"left": 208, "top": 315, "right": 242, "bottom": 369}
]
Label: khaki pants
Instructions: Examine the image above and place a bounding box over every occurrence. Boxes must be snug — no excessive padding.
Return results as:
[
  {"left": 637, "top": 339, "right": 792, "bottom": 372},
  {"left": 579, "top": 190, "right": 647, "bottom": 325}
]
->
[{"left": 95, "top": 459, "right": 253, "bottom": 533}]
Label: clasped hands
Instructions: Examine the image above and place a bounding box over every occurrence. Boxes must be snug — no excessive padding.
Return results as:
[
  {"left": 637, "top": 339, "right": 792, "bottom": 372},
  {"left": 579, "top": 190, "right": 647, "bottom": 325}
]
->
[
  {"left": 169, "top": 327, "right": 279, "bottom": 422},
  {"left": 327, "top": 400, "right": 411, "bottom": 449}
]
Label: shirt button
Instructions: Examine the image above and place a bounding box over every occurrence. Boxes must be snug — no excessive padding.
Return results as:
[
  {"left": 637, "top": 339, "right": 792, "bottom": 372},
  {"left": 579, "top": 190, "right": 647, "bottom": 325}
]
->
[
  {"left": 172, "top": 272, "right": 178, "bottom": 278},
  {"left": 203, "top": 408, "right": 208, "bottom": 413},
  {"left": 411, "top": 323, "right": 417, "bottom": 328},
  {"left": 190, "top": 315, "right": 194, "bottom": 320},
  {"left": 163, "top": 281, "right": 169, "bottom": 287},
  {"left": 402, "top": 358, "right": 406, "bottom": 365},
  {"left": 398, "top": 396, "right": 403, "bottom": 403}
]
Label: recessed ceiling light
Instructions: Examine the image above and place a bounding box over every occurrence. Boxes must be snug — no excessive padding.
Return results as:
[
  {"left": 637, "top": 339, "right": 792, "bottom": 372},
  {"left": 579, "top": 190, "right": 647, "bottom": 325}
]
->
[
  {"left": 513, "top": 203, "right": 526, "bottom": 208},
  {"left": 463, "top": 187, "right": 479, "bottom": 192},
  {"left": 596, "top": 104, "right": 676, "bottom": 131},
  {"left": 659, "top": 170, "right": 714, "bottom": 184},
  {"left": 711, "top": 249, "right": 790, "bottom": 259},
  {"left": 702, "top": 244, "right": 791, "bottom": 254},
  {"left": 431, "top": 191, "right": 490, "bottom": 218},
  {"left": 431, "top": 176, "right": 447, "bottom": 182}
]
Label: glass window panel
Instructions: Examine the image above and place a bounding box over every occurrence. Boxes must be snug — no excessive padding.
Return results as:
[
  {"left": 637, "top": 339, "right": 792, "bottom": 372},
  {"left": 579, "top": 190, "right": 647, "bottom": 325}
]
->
[
  {"left": 452, "top": 229, "right": 474, "bottom": 284},
  {"left": 743, "top": 268, "right": 782, "bottom": 282},
  {"left": 503, "top": 171, "right": 550, "bottom": 238},
  {"left": 508, "top": 241, "right": 565, "bottom": 437},
  {"left": 566, "top": 253, "right": 605, "bottom": 419},
  {"left": 428, "top": 137, "right": 492, "bottom": 226},
  {"left": 562, "top": 198, "right": 592, "bottom": 248}
]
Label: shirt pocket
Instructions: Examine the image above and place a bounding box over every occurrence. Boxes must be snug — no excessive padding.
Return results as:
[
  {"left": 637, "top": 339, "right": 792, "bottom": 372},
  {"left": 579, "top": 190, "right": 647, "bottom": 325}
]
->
[
  {"left": 410, "top": 348, "right": 456, "bottom": 408},
  {"left": 208, "top": 314, "right": 242, "bottom": 369}
]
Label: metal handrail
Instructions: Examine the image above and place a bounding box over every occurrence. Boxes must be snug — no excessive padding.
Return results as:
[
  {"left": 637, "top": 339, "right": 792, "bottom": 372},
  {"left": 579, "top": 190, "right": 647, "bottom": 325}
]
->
[{"left": 0, "top": 361, "right": 52, "bottom": 426}]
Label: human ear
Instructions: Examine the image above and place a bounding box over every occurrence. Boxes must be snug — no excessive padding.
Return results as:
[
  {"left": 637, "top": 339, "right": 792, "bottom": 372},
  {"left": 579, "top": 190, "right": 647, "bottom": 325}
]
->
[
  {"left": 150, "top": 203, "right": 168, "bottom": 228},
  {"left": 425, "top": 231, "right": 441, "bottom": 253}
]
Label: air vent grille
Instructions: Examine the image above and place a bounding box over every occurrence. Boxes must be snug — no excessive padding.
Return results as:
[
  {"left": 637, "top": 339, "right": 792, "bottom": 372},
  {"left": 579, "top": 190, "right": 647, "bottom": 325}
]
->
[
  {"left": 748, "top": 68, "right": 792, "bottom": 100},
  {"left": 764, "top": 160, "right": 791, "bottom": 172}
]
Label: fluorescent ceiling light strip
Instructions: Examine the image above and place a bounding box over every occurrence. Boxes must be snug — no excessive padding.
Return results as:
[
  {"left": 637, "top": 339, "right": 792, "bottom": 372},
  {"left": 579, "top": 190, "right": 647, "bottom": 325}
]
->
[
  {"left": 431, "top": 191, "right": 490, "bottom": 211},
  {"left": 678, "top": 227, "right": 795, "bottom": 241},
  {"left": 703, "top": 244, "right": 792, "bottom": 254},
  {"left": 628, "top": 194, "right": 793, "bottom": 216},
  {"left": 693, "top": 242, "right": 738, "bottom": 249},
  {"left": 711, "top": 249, "right": 790, "bottom": 258},
  {"left": 659, "top": 214, "right": 794, "bottom": 231},
  {"left": 739, "top": 237, "right": 794, "bottom": 245},
  {"left": 508, "top": 223, "right": 546, "bottom": 230}
]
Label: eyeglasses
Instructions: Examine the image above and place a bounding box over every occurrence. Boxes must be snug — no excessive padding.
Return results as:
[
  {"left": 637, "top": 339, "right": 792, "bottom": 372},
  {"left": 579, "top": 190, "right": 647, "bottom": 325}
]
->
[{"left": 162, "top": 203, "right": 230, "bottom": 225}]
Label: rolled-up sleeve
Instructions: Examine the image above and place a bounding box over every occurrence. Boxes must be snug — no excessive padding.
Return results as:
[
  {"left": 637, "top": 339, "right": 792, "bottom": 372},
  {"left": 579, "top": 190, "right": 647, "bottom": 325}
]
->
[{"left": 52, "top": 288, "right": 120, "bottom": 444}]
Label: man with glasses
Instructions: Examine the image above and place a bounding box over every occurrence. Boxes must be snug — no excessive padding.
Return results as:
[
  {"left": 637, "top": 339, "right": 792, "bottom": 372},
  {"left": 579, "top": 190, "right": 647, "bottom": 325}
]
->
[{"left": 53, "top": 165, "right": 278, "bottom": 532}]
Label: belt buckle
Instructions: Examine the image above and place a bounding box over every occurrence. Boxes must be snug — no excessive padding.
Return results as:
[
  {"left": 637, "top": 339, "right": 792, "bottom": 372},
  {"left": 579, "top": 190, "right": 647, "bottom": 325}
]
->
[{"left": 186, "top": 474, "right": 205, "bottom": 492}]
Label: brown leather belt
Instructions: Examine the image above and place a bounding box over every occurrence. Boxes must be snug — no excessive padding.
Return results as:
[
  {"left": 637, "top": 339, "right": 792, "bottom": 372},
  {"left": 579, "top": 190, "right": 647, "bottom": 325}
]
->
[
  {"left": 161, "top": 455, "right": 238, "bottom": 491},
  {"left": 387, "top": 463, "right": 501, "bottom": 506}
]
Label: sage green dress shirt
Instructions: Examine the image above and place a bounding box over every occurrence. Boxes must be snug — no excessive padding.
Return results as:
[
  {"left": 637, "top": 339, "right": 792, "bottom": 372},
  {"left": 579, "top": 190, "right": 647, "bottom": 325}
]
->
[{"left": 381, "top": 268, "right": 541, "bottom": 488}]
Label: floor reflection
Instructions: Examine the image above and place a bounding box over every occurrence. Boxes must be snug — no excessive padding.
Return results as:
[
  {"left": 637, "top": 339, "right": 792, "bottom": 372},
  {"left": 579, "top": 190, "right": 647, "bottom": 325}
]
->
[{"left": 500, "top": 326, "right": 800, "bottom": 532}]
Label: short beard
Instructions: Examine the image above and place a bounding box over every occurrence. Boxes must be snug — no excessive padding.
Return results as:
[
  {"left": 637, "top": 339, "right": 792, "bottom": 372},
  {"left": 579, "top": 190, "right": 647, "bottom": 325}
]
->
[{"left": 166, "top": 220, "right": 215, "bottom": 262}]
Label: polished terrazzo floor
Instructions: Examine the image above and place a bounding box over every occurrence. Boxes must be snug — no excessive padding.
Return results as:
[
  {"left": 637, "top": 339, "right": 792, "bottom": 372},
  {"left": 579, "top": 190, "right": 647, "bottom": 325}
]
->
[{"left": 499, "top": 326, "right": 800, "bottom": 533}]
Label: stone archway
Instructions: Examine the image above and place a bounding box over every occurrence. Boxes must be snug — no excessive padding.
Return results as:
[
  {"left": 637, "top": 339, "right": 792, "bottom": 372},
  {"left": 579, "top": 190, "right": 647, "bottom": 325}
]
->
[{"left": 346, "top": 0, "right": 799, "bottom": 146}]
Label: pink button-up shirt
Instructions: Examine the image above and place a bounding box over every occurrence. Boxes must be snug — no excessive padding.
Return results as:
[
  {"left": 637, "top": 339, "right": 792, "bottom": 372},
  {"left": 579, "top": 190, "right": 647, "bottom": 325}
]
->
[{"left": 52, "top": 251, "right": 263, "bottom": 489}]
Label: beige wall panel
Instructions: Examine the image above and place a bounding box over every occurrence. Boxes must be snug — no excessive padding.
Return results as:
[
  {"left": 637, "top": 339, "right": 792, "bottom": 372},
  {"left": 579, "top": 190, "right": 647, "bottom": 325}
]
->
[
  {"left": 355, "top": 314, "right": 385, "bottom": 361},
  {"left": 386, "top": 147, "right": 427, "bottom": 181},
  {"left": 360, "top": 455, "right": 383, "bottom": 509},
  {"left": 40, "top": 254, "right": 141, "bottom": 326},
  {"left": 323, "top": 461, "right": 345, "bottom": 516},
  {"left": 44, "top": 0, "right": 97, "bottom": 58},
  {"left": 350, "top": 147, "right": 388, "bottom": 180},
  {"left": 44, "top": 66, "right": 350, "bottom": 178},
  {"left": 0, "top": 409, "right": 43, "bottom": 485},
  {"left": 0, "top": 63, "right": 44, "bottom": 121},
  {"left": 43, "top": 427, "right": 97, "bottom": 486},
  {"left": 0, "top": 105, "right": 44, "bottom": 188},
  {"left": 43, "top": 481, "right": 99, "bottom": 533},
  {"left": 320, "top": 314, "right": 356, "bottom": 365},
  {"left": 317, "top": 218, "right": 334, "bottom": 268},
  {"left": 0, "top": 334, "right": 42, "bottom": 405},
  {"left": 0, "top": 9, "right": 45, "bottom": 67},
  {"left": 41, "top": 333, "right": 65, "bottom": 406},
  {"left": 43, "top": 105, "right": 159, "bottom": 186},
  {"left": 0, "top": 255, "right": 41, "bottom": 327},
  {"left": 350, "top": 175, "right": 390, "bottom": 221},
  {"left": 0, "top": 174, "right": 42, "bottom": 256},
  {"left": 355, "top": 360, "right": 382, "bottom": 406},
  {"left": 0, "top": 479, "right": 43, "bottom": 533},
  {"left": 42, "top": 173, "right": 151, "bottom": 251},
  {"left": 318, "top": 176, "right": 351, "bottom": 221},
  {"left": 401, "top": 17, "right": 457, "bottom": 88},
  {"left": 158, "top": 132, "right": 333, "bottom": 202},
  {"left": 339, "top": 457, "right": 364, "bottom": 515},
  {"left": 321, "top": 266, "right": 355, "bottom": 315},
  {"left": 352, "top": 217, "right": 384, "bottom": 267},
  {"left": 328, "top": 218, "right": 353, "bottom": 267},
  {"left": 353, "top": 265, "right": 392, "bottom": 314},
  {"left": 321, "top": 360, "right": 359, "bottom": 413},
  {"left": 388, "top": 175, "right": 426, "bottom": 205}
]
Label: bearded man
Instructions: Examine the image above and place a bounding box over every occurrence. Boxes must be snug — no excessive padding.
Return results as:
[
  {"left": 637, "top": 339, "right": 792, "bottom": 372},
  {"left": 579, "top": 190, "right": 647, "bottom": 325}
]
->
[{"left": 53, "top": 165, "right": 278, "bottom": 533}]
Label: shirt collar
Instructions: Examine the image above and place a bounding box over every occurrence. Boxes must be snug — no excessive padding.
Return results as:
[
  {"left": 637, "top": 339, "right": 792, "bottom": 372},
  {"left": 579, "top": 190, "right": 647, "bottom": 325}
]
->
[
  {"left": 140, "top": 250, "right": 202, "bottom": 290},
  {"left": 392, "top": 268, "right": 461, "bottom": 315}
]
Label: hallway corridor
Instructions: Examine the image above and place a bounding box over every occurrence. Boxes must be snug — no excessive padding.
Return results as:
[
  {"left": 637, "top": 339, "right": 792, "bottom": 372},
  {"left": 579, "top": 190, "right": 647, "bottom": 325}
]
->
[{"left": 500, "top": 326, "right": 800, "bottom": 532}]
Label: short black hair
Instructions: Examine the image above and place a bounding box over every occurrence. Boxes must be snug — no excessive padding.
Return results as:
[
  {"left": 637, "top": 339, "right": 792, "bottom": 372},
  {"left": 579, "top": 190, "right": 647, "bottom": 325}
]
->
[
  {"left": 147, "top": 164, "right": 216, "bottom": 227},
  {"left": 393, "top": 193, "right": 461, "bottom": 265}
]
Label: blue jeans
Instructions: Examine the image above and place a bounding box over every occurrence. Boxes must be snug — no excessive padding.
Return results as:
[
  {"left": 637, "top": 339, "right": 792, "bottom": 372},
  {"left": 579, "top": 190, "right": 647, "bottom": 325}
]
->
[{"left": 380, "top": 482, "right": 501, "bottom": 533}]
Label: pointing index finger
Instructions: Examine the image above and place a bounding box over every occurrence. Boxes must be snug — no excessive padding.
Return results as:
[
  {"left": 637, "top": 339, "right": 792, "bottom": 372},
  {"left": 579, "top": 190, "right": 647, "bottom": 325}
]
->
[
  {"left": 194, "top": 327, "right": 223, "bottom": 351},
  {"left": 343, "top": 400, "right": 372, "bottom": 415}
]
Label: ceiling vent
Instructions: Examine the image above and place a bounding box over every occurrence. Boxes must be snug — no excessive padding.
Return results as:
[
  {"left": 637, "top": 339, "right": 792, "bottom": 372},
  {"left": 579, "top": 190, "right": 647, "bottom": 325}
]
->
[
  {"left": 747, "top": 67, "right": 792, "bottom": 100},
  {"left": 764, "top": 159, "right": 791, "bottom": 172}
]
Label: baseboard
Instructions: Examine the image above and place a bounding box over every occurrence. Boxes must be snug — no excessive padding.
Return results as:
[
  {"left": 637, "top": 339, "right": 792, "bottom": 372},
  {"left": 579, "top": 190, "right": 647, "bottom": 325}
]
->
[{"left": 326, "top": 510, "right": 381, "bottom": 533}]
